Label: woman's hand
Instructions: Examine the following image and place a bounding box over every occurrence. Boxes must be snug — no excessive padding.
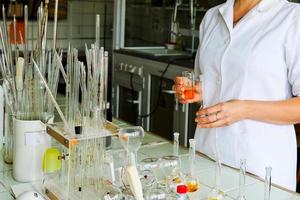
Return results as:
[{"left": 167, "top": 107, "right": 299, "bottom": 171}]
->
[
  {"left": 195, "top": 100, "right": 247, "bottom": 128},
  {"left": 173, "top": 77, "right": 202, "bottom": 104}
]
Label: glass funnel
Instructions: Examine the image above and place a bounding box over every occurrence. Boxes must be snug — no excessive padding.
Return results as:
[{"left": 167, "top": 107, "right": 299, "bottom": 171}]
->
[{"left": 118, "top": 126, "right": 145, "bottom": 166}]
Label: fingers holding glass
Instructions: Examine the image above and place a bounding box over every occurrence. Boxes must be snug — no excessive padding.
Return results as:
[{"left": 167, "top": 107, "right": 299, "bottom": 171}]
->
[{"left": 173, "top": 71, "right": 202, "bottom": 104}]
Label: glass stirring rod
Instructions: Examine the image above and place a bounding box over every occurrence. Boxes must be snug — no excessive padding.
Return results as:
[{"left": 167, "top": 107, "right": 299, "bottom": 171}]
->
[
  {"left": 236, "top": 159, "right": 247, "bottom": 200},
  {"left": 264, "top": 167, "right": 272, "bottom": 200}
]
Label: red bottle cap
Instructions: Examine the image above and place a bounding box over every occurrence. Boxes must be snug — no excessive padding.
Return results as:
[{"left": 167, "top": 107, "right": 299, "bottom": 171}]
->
[{"left": 177, "top": 185, "right": 188, "bottom": 194}]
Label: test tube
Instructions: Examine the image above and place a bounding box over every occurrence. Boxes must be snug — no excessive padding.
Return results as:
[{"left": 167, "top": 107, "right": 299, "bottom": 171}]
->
[
  {"left": 182, "top": 71, "right": 195, "bottom": 101},
  {"left": 236, "top": 159, "right": 246, "bottom": 200},
  {"left": 186, "top": 139, "right": 199, "bottom": 193},
  {"left": 208, "top": 160, "right": 224, "bottom": 200},
  {"left": 189, "top": 139, "right": 196, "bottom": 177},
  {"left": 264, "top": 167, "right": 272, "bottom": 200},
  {"left": 173, "top": 132, "right": 180, "bottom": 157},
  {"left": 106, "top": 154, "right": 116, "bottom": 185},
  {"left": 215, "top": 160, "right": 222, "bottom": 194}
]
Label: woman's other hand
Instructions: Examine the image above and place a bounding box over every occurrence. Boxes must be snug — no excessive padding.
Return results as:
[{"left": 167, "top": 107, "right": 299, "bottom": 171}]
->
[
  {"left": 195, "top": 100, "right": 246, "bottom": 128},
  {"left": 173, "top": 77, "right": 202, "bottom": 104}
]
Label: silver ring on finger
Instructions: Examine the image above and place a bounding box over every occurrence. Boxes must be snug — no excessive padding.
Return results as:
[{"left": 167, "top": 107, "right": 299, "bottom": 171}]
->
[
  {"left": 214, "top": 113, "right": 218, "bottom": 122},
  {"left": 216, "top": 112, "right": 220, "bottom": 121}
]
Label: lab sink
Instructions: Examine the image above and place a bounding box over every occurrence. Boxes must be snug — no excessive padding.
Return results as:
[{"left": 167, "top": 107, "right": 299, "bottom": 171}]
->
[{"left": 121, "top": 47, "right": 190, "bottom": 57}]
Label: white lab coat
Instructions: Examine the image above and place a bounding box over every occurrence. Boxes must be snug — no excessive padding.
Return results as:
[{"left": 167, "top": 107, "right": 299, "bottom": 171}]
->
[{"left": 194, "top": 0, "right": 300, "bottom": 191}]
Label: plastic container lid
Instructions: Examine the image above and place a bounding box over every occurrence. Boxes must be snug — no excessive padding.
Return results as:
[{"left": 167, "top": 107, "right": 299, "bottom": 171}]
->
[{"left": 177, "top": 185, "right": 188, "bottom": 194}]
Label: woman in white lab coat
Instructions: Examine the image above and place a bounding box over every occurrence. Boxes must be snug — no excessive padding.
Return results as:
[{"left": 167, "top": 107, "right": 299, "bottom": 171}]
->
[{"left": 174, "top": 0, "right": 300, "bottom": 191}]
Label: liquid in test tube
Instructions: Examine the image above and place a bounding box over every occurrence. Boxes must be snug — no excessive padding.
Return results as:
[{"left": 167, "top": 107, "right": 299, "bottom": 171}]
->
[{"left": 186, "top": 139, "right": 199, "bottom": 193}]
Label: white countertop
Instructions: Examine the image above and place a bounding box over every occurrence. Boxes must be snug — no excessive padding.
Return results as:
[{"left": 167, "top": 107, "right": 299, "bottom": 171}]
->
[{"left": 1, "top": 122, "right": 300, "bottom": 199}]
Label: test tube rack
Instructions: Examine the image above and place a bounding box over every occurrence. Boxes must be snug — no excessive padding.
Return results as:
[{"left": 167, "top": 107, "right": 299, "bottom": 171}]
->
[{"left": 44, "top": 122, "right": 118, "bottom": 200}]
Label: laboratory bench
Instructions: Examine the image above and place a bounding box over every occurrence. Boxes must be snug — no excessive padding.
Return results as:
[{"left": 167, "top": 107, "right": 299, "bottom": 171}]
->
[
  {"left": 1, "top": 119, "right": 300, "bottom": 199},
  {"left": 114, "top": 49, "right": 195, "bottom": 69}
]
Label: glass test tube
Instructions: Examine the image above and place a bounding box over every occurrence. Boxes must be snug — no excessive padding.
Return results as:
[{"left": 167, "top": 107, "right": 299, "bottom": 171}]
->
[
  {"left": 182, "top": 71, "right": 195, "bottom": 101},
  {"left": 208, "top": 160, "right": 224, "bottom": 200},
  {"left": 186, "top": 139, "right": 199, "bottom": 193},
  {"left": 215, "top": 160, "right": 222, "bottom": 192},
  {"left": 173, "top": 132, "right": 180, "bottom": 157},
  {"left": 189, "top": 139, "right": 196, "bottom": 177},
  {"left": 264, "top": 167, "right": 272, "bottom": 200},
  {"left": 237, "top": 159, "right": 246, "bottom": 200}
]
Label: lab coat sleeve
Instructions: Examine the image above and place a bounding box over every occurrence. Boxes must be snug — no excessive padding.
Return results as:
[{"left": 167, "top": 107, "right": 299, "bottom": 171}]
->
[{"left": 286, "top": 17, "right": 300, "bottom": 97}]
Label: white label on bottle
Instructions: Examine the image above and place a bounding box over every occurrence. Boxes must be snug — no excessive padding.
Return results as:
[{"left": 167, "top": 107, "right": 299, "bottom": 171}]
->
[{"left": 25, "top": 131, "right": 50, "bottom": 146}]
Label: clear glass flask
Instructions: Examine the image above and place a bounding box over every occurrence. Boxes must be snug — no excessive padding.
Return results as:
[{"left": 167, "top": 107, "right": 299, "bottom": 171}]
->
[
  {"left": 236, "top": 159, "right": 246, "bottom": 200},
  {"left": 264, "top": 167, "right": 272, "bottom": 200}
]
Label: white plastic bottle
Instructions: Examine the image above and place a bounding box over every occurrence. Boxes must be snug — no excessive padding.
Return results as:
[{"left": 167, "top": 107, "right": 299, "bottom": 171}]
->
[{"left": 176, "top": 185, "right": 189, "bottom": 200}]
